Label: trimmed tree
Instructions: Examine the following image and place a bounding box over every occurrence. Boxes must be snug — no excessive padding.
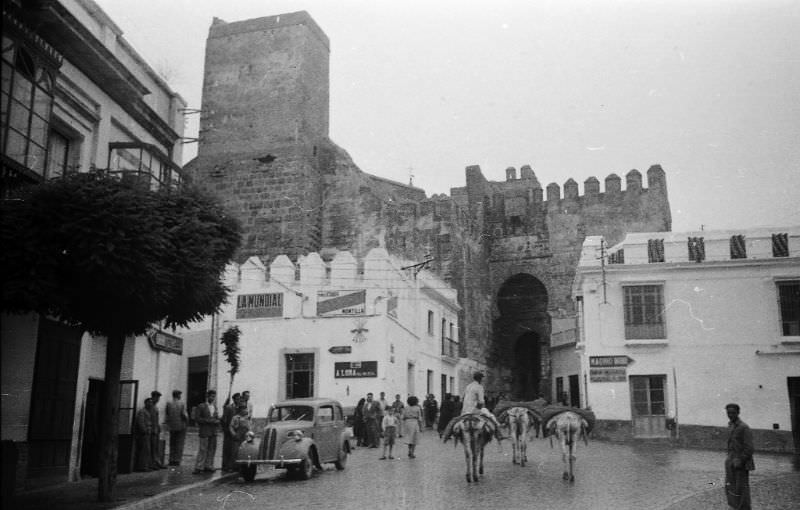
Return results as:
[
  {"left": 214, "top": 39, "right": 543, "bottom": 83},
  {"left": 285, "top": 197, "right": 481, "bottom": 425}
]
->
[
  {"left": 220, "top": 325, "right": 242, "bottom": 404},
  {"left": 0, "top": 172, "right": 241, "bottom": 501}
]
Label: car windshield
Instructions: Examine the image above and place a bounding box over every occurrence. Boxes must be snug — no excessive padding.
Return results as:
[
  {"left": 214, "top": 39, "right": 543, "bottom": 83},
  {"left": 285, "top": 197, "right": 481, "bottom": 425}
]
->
[{"left": 269, "top": 405, "right": 314, "bottom": 422}]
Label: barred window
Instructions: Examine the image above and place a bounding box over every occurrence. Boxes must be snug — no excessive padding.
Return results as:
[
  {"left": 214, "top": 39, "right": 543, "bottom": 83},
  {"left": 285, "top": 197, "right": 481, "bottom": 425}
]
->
[
  {"left": 608, "top": 249, "right": 625, "bottom": 264},
  {"left": 772, "top": 233, "right": 789, "bottom": 258},
  {"left": 624, "top": 285, "right": 666, "bottom": 339},
  {"left": 688, "top": 237, "right": 705, "bottom": 262},
  {"left": 648, "top": 239, "right": 665, "bottom": 263},
  {"left": 730, "top": 235, "right": 747, "bottom": 259},
  {"left": 777, "top": 281, "right": 799, "bottom": 336}
]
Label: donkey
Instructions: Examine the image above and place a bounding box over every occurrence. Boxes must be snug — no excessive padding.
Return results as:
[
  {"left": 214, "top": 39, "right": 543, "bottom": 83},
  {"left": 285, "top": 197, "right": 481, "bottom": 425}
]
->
[
  {"left": 444, "top": 414, "right": 496, "bottom": 483},
  {"left": 497, "top": 406, "right": 540, "bottom": 466},
  {"left": 546, "top": 411, "right": 589, "bottom": 482}
]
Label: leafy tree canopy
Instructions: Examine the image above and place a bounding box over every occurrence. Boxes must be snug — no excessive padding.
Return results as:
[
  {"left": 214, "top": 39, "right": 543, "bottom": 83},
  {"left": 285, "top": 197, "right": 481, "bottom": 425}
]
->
[{"left": 1, "top": 172, "right": 241, "bottom": 336}]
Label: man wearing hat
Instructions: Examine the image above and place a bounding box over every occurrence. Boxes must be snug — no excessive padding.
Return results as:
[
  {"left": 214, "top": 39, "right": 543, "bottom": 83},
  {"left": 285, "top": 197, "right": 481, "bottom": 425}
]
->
[
  {"left": 165, "top": 390, "right": 189, "bottom": 466},
  {"left": 462, "top": 372, "right": 503, "bottom": 440}
]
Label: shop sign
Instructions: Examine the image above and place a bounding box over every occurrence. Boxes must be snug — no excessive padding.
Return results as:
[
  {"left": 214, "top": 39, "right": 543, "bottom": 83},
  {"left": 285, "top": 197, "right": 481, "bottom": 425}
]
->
[
  {"left": 236, "top": 292, "right": 283, "bottom": 318},
  {"left": 589, "top": 355, "right": 633, "bottom": 367},
  {"left": 589, "top": 367, "right": 627, "bottom": 382},
  {"left": 334, "top": 361, "right": 378, "bottom": 378}
]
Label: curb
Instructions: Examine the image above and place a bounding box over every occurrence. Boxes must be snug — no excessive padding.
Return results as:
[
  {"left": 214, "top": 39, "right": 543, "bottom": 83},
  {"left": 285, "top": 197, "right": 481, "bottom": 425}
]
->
[{"left": 113, "top": 472, "right": 239, "bottom": 510}]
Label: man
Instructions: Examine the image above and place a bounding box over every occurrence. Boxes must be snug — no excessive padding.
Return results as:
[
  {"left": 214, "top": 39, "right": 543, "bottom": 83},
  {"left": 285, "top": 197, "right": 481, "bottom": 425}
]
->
[
  {"left": 423, "top": 394, "right": 438, "bottom": 429},
  {"left": 242, "top": 390, "right": 254, "bottom": 420},
  {"left": 377, "top": 391, "right": 388, "bottom": 434},
  {"left": 164, "top": 390, "right": 188, "bottom": 466},
  {"left": 362, "top": 393, "right": 382, "bottom": 448},
  {"left": 462, "top": 372, "right": 503, "bottom": 440},
  {"left": 193, "top": 390, "right": 220, "bottom": 473},
  {"left": 221, "top": 393, "right": 241, "bottom": 472},
  {"left": 725, "top": 403, "right": 755, "bottom": 510},
  {"left": 134, "top": 398, "right": 153, "bottom": 471},
  {"left": 391, "top": 393, "right": 405, "bottom": 437},
  {"left": 149, "top": 391, "right": 165, "bottom": 469}
]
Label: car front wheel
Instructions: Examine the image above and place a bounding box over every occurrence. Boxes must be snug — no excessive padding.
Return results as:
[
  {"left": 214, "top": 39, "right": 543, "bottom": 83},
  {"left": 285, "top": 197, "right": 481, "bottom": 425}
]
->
[
  {"left": 240, "top": 464, "right": 257, "bottom": 482},
  {"left": 296, "top": 455, "right": 314, "bottom": 480}
]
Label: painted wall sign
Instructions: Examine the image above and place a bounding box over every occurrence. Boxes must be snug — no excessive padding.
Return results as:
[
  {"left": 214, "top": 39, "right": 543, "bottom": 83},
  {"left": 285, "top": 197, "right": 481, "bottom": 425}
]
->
[
  {"left": 334, "top": 361, "right": 378, "bottom": 378},
  {"left": 317, "top": 289, "right": 366, "bottom": 316},
  {"left": 589, "top": 367, "right": 627, "bottom": 382},
  {"left": 147, "top": 329, "right": 183, "bottom": 355},
  {"left": 236, "top": 292, "right": 283, "bottom": 319},
  {"left": 328, "top": 346, "right": 352, "bottom": 354}
]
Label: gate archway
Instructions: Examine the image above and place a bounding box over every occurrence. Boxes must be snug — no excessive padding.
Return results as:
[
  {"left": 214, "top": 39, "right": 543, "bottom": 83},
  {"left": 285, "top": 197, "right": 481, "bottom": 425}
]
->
[{"left": 493, "top": 274, "right": 550, "bottom": 400}]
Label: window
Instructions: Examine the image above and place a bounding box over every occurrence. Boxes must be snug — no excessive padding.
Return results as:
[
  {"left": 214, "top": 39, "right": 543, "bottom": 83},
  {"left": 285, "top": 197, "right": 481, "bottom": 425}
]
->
[
  {"left": 427, "top": 370, "right": 433, "bottom": 395},
  {"left": 427, "top": 310, "right": 434, "bottom": 335},
  {"left": 107, "top": 142, "right": 182, "bottom": 190},
  {"left": 317, "top": 406, "right": 333, "bottom": 422},
  {"left": 772, "top": 233, "right": 789, "bottom": 258},
  {"left": 608, "top": 249, "right": 624, "bottom": 264},
  {"left": 1, "top": 38, "right": 55, "bottom": 177},
  {"left": 555, "top": 377, "right": 564, "bottom": 404},
  {"left": 730, "top": 235, "right": 747, "bottom": 259},
  {"left": 285, "top": 353, "right": 314, "bottom": 399},
  {"left": 630, "top": 375, "right": 666, "bottom": 416},
  {"left": 623, "top": 285, "right": 666, "bottom": 339},
  {"left": 688, "top": 237, "right": 705, "bottom": 262},
  {"left": 777, "top": 281, "right": 799, "bottom": 336},
  {"left": 441, "top": 318, "right": 447, "bottom": 340},
  {"left": 648, "top": 239, "right": 665, "bottom": 263},
  {"left": 449, "top": 322, "right": 455, "bottom": 342}
]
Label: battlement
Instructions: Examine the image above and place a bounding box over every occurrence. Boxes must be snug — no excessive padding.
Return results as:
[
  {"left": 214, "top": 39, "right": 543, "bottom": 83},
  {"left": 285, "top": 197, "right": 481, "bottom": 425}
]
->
[{"left": 209, "top": 11, "right": 329, "bottom": 49}]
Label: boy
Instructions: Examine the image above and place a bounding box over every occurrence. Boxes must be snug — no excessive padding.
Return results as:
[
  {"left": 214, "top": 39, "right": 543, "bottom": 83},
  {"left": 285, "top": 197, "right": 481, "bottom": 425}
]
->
[{"left": 380, "top": 407, "right": 400, "bottom": 460}]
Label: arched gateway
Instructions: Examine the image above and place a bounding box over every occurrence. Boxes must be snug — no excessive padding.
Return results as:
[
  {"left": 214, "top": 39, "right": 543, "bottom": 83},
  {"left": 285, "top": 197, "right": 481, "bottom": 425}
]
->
[{"left": 492, "top": 274, "right": 550, "bottom": 400}]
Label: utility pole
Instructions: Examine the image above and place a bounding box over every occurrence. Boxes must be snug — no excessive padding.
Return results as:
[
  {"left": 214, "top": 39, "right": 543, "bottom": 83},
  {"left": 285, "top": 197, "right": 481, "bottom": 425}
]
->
[{"left": 600, "top": 239, "right": 608, "bottom": 304}]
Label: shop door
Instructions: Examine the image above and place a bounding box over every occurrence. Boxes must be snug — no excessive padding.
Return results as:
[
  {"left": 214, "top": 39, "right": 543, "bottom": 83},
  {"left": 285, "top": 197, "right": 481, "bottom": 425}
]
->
[
  {"left": 630, "top": 375, "right": 668, "bottom": 438},
  {"left": 27, "top": 319, "right": 82, "bottom": 480},
  {"left": 789, "top": 377, "right": 800, "bottom": 455}
]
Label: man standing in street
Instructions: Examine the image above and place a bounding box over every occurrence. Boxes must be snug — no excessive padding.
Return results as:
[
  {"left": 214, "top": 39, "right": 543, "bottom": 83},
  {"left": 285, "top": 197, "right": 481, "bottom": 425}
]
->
[
  {"left": 362, "top": 393, "right": 381, "bottom": 448},
  {"left": 149, "top": 391, "right": 165, "bottom": 469},
  {"left": 725, "top": 403, "right": 755, "bottom": 510},
  {"left": 194, "top": 390, "right": 220, "bottom": 473},
  {"left": 221, "top": 393, "right": 241, "bottom": 472},
  {"left": 134, "top": 398, "right": 153, "bottom": 471},
  {"left": 164, "top": 390, "right": 188, "bottom": 466}
]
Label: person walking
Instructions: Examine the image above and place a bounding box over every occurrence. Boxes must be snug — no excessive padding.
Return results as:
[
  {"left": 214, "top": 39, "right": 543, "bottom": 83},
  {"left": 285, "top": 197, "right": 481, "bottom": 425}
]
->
[
  {"left": 229, "top": 403, "right": 252, "bottom": 467},
  {"left": 363, "top": 393, "right": 382, "bottom": 448},
  {"left": 164, "top": 390, "right": 189, "bottom": 466},
  {"left": 149, "top": 391, "right": 165, "bottom": 469},
  {"left": 725, "top": 403, "right": 755, "bottom": 510},
  {"left": 437, "top": 393, "right": 454, "bottom": 438},
  {"left": 134, "top": 398, "right": 153, "bottom": 471},
  {"left": 221, "top": 393, "right": 241, "bottom": 472},
  {"left": 193, "top": 390, "right": 220, "bottom": 474},
  {"left": 380, "top": 407, "right": 400, "bottom": 460},
  {"left": 402, "top": 395, "right": 423, "bottom": 458}
]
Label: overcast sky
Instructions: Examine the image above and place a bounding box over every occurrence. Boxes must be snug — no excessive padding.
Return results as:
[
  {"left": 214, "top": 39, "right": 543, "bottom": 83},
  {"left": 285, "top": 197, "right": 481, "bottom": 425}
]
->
[{"left": 96, "top": 0, "right": 799, "bottom": 233}]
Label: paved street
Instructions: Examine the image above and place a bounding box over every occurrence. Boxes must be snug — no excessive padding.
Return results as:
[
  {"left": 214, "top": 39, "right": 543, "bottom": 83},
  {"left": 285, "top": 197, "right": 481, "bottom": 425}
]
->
[{"left": 148, "top": 429, "right": 798, "bottom": 510}]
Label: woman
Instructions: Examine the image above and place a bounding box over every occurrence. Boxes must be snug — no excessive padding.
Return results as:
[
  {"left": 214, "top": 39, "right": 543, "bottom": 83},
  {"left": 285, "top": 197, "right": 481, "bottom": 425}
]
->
[
  {"left": 401, "top": 395, "right": 423, "bottom": 458},
  {"left": 353, "top": 397, "right": 366, "bottom": 447}
]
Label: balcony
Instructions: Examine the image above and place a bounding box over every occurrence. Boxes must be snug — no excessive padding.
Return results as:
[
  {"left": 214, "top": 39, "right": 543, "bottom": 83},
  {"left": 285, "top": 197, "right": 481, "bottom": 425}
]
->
[
  {"left": 107, "top": 143, "right": 182, "bottom": 191},
  {"left": 441, "top": 337, "right": 459, "bottom": 358}
]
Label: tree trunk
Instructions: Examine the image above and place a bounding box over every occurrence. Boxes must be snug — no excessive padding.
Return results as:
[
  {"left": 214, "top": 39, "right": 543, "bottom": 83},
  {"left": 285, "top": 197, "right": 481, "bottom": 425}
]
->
[{"left": 97, "top": 332, "right": 126, "bottom": 502}]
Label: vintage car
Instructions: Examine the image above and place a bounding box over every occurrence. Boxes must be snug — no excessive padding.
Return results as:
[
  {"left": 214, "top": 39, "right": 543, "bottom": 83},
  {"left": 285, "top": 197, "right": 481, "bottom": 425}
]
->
[{"left": 235, "top": 397, "right": 351, "bottom": 481}]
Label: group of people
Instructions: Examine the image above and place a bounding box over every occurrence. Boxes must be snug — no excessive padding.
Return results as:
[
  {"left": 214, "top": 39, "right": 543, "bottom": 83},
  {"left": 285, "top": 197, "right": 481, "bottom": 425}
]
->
[
  {"left": 134, "top": 388, "right": 255, "bottom": 474},
  {"left": 352, "top": 392, "right": 425, "bottom": 459}
]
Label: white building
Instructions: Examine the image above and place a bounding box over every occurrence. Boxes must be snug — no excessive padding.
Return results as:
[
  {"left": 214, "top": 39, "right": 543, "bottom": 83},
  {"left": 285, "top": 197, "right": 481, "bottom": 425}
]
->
[
  {"left": 177, "top": 248, "right": 471, "bottom": 420},
  {"left": 1, "top": 0, "right": 187, "bottom": 488},
  {"left": 573, "top": 227, "right": 799, "bottom": 453}
]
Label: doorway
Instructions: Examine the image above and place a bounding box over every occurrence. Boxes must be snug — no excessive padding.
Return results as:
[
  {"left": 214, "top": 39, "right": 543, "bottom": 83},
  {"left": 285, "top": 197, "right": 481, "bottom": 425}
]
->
[
  {"left": 407, "top": 363, "right": 415, "bottom": 397},
  {"left": 187, "top": 355, "right": 208, "bottom": 425},
  {"left": 788, "top": 377, "right": 799, "bottom": 455},
  {"left": 630, "top": 375, "right": 668, "bottom": 438},
  {"left": 513, "top": 333, "right": 541, "bottom": 400}
]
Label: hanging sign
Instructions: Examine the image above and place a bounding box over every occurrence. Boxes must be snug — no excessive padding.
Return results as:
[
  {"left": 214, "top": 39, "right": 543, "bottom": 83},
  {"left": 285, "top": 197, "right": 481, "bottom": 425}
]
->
[{"left": 328, "top": 346, "right": 352, "bottom": 354}]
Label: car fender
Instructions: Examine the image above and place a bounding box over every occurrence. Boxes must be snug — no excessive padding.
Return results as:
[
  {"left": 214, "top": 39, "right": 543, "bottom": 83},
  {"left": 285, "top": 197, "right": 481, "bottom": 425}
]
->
[
  {"left": 277, "top": 436, "right": 315, "bottom": 461},
  {"left": 236, "top": 439, "right": 261, "bottom": 462}
]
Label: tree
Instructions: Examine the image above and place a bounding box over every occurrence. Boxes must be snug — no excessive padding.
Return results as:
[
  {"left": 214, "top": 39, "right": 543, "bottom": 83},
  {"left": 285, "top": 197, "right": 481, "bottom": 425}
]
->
[
  {"left": 220, "top": 325, "right": 241, "bottom": 404},
  {"left": 0, "top": 172, "right": 241, "bottom": 501}
]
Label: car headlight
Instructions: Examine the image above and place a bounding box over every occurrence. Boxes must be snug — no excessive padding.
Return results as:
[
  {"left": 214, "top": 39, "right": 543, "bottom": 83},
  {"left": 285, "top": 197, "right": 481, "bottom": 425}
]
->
[
  {"left": 287, "top": 430, "right": 304, "bottom": 441},
  {"left": 245, "top": 431, "right": 255, "bottom": 443}
]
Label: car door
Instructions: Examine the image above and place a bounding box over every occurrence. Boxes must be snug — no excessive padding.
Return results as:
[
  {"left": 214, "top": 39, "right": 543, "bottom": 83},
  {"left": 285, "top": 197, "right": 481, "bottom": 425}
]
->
[{"left": 314, "top": 405, "right": 337, "bottom": 461}]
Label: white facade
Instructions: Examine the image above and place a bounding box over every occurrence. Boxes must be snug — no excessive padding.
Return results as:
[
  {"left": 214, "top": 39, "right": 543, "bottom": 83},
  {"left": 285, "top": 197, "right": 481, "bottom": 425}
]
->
[
  {"left": 573, "top": 226, "right": 799, "bottom": 449},
  {"left": 177, "top": 248, "right": 466, "bottom": 418}
]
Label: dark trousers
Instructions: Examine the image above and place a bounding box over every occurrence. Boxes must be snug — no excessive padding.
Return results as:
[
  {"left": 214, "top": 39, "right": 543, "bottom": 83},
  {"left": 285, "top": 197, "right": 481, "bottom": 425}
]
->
[
  {"left": 725, "top": 459, "right": 751, "bottom": 510},
  {"left": 134, "top": 433, "right": 151, "bottom": 471},
  {"left": 222, "top": 432, "right": 236, "bottom": 471},
  {"left": 365, "top": 418, "right": 379, "bottom": 447},
  {"left": 168, "top": 429, "right": 186, "bottom": 465},
  {"left": 150, "top": 433, "right": 162, "bottom": 468}
]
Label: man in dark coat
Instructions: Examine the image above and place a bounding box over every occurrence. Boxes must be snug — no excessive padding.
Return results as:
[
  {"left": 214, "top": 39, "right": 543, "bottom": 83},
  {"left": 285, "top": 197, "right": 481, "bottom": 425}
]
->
[
  {"left": 149, "top": 391, "right": 165, "bottom": 469},
  {"left": 362, "top": 393, "right": 382, "bottom": 448},
  {"left": 134, "top": 398, "right": 153, "bottom": 471},
  {"left": 221, "top": 393, "right": 241, "bottom": 472},
  {"left": 725, "top": 403, "right": 755, "bottom": 510}
]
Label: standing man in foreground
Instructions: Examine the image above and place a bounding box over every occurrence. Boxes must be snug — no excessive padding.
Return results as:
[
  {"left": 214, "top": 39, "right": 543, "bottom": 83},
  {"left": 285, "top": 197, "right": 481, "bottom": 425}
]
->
[
  {"left": 193, "top": 390, "right": 220, "bottom": 473},
  {"left": 164, "top": 390, "right": 188, "bottom": 466},
  {"left": 725, "top": 403, "right": 754, "bottom": 510}
]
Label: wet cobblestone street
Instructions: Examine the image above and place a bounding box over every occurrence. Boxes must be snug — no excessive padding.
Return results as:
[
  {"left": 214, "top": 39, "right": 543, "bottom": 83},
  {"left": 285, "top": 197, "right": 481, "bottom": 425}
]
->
[{"left": 150, "top": 429, "right": 798, "bottom": 510}]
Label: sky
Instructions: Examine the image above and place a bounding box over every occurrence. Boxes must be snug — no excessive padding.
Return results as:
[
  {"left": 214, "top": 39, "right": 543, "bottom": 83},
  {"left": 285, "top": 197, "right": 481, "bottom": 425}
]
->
[{"left": 96, "top": 0, "right": 799, "bottom": 233}]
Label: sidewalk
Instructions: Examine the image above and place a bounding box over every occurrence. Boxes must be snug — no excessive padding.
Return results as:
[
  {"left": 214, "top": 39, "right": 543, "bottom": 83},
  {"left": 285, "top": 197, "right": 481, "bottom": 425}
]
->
[{"left": 13, "top": 428, "right": 237, "bottom": 510}]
